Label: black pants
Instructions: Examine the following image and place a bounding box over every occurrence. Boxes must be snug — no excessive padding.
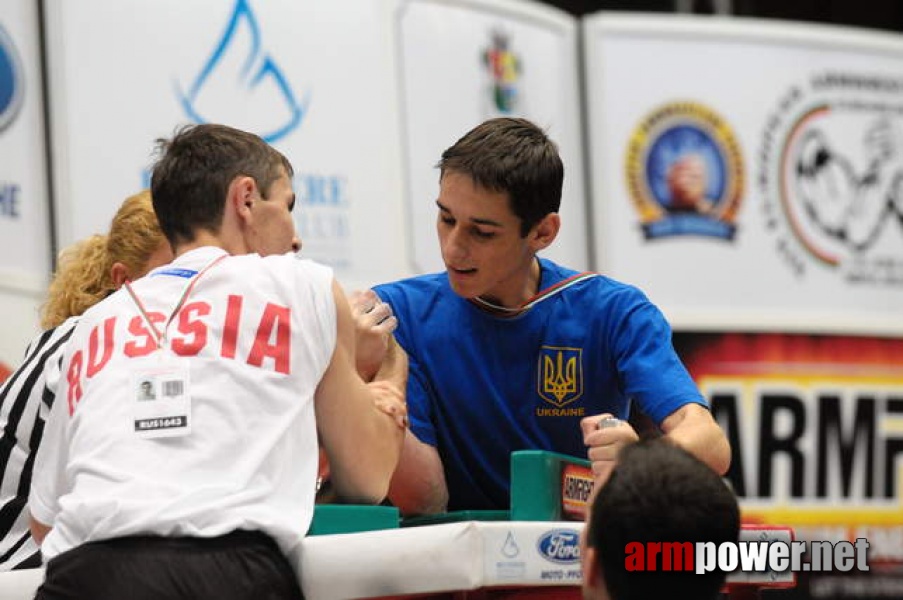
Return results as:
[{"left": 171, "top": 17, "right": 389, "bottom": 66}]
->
[{"left": 35, "top": 530, "right": 304, "bottom": 600}]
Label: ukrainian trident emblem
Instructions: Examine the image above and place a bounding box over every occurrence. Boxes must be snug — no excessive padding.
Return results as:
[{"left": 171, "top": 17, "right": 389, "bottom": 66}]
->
[{"left": 537, "top": 346, "right": 583, "bottom": 407}]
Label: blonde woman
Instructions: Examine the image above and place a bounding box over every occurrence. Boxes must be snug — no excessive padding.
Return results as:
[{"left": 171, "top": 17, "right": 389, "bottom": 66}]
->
[{"left": 0, "top": 191, "right": 172, "bottom": 570}]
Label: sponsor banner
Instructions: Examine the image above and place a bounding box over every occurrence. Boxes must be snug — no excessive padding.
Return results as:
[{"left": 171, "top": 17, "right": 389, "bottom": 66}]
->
[
  {"left": 675, "top": 331, "right": 903, "bottom": 598},
  {"left": 0, "top": 1, "right": 51, "bottom": 365},
  {"left": 44, "top": 0, "right": 408, "bottom": 291},
  {"left": 397, "top": 0, "right": 589, "bottom": 274},
  {"left": 481, "top": 522, "right": 583, "bottom": 585},
  {"left": 583, "top": 15, "right": 903, "bottom": 335},
  {"left": 0, "top": 7, "right": 51, "bottom": 272},
  {"left": 297, "top": 520, "right": 584, "bottom": 597}
]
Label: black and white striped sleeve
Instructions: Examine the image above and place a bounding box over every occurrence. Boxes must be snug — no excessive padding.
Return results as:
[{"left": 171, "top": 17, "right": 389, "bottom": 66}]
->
[{"left": 0, "top": 319, "right": 77, "bottom": 570}]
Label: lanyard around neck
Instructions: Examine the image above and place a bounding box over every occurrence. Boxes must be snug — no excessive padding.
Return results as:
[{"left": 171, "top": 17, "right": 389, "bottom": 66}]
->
[
  {"left": 123, "top": 254, "right": 227, "bottom": 350},
  {"left": 470, "top": 271, "right": 599, "bottom": 317}
]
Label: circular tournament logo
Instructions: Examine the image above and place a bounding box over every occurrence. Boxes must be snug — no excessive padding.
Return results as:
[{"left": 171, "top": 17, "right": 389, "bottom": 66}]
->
[
  {"left": 758, "top": 74, "right": 903, "bottom": 286},
  {"left": 780, "top": 105, "right": 903, "bottom": 271},
  {"left": 626, "top": 101, "right": 744, "bottom": 240},
  {"left": 0, "top": 25, "right": 25, "bottom": 133}
]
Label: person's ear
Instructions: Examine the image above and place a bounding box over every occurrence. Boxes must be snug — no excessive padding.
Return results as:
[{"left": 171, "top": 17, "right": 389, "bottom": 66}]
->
[
  {"left": 229, "top": 175, "right": 258, "bottom": 219},
  {"left": 530, "top": 212, "right": 560, "bottom": 251},
  {"left": 110, "top": 262, "right": 130, "bottom": 288}
]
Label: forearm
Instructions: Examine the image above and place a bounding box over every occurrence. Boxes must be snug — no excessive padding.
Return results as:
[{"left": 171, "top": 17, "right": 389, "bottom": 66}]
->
[
  {"left": 661, "top": 405, "right": 731, "bottom": 475},
  {"left": 388, "top": 430, "right": 448, "bottom": 516},
  {"left": 328, "top": 396, "right": 406, "bottom": 504},
  {"left": 29, "top": 515, "right": 51, "bottom": 545},
  {"left": 372, "top": 336, "right": 407, "bottom": 392},
  {"left": 319, "top": 280, "right": 407, "bottom": 504}
]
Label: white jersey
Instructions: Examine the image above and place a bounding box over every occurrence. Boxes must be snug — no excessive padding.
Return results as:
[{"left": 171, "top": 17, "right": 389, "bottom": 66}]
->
[{"left": 29, "top": 247, "right": 335, "bottom": 562}]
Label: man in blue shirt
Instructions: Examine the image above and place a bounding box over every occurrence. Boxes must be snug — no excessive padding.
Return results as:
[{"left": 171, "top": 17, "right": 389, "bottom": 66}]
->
[{"left": 372, "top": 117, "right": 730, "bottom": 514}]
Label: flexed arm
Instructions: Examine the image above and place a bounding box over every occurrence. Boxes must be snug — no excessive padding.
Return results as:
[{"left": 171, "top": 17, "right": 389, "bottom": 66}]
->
[
  {"left": 315, "top": 280, "right": 407, "bottom": 504},
  {"left": 387, "top": 368, "right": 448, "bottom": 516},
  {"left": 581, "top": 404, "right": 730, "bottom": 487},
  {"left": 388, "top": 430, "right": 449, "bottom": 516},
  {"left": 348, "top": 289, "right": 447, "bottom": 515}
]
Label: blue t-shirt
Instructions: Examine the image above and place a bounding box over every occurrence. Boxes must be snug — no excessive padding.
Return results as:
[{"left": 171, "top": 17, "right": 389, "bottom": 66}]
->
[{"left": 374, "top": 258, "right": 706, "bottom": 511}]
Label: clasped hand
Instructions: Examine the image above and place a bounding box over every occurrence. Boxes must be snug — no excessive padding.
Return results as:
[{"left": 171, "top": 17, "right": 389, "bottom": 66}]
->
[
  {"left": 349, "top": 289, "right": 399, "bottom": 382},
  {"left": 581, "top": 413, "right": 639, "bottom": 485}
]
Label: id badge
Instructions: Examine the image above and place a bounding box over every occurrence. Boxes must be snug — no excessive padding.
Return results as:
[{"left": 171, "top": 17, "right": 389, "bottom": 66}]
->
[{"left": 131, "top": 355, "right": 191, "bottom": 439}]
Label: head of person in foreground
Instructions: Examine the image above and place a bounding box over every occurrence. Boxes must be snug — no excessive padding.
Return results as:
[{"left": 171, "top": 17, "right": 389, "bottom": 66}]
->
[{"left": 581, "top": 438, "right": 740, "bottom": 600}]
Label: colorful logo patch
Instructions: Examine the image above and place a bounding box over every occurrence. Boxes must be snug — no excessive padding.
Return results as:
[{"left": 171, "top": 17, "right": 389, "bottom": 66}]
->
[
  {"left": 482, "top": 28, "right": 520, "bottom": 114},
  {"left": 626, "top": 100, "right": 744, "bottom": 240}
]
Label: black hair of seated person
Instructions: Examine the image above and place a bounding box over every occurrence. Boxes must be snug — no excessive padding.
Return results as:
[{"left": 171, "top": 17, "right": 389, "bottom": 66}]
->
[{"left": 585, "top": 438, "right": 740, "bottom": 600}]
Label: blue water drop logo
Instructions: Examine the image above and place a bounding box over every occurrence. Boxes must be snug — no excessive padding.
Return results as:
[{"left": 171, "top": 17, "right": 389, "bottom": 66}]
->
[
  {"left": 0, "top": 24, "right": 24, "bottom": 134},
  {"left": 175, "top": 0, "right": 308, "bottom": 143}
]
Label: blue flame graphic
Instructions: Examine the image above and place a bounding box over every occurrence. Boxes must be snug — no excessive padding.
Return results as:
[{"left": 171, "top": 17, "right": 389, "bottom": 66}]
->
[{"left": 176, "top": 0, "right": 307, "bottom": 143}]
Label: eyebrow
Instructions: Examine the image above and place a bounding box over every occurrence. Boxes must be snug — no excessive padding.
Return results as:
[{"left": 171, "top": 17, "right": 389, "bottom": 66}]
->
[{"left": 435, "top": 200, "right": 503, "bottom": 228}]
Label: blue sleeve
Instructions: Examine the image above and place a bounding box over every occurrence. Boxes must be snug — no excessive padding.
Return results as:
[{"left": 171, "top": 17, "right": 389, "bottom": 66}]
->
[{"left": 612, "top": 296, "right": 708, "bottom": 425}]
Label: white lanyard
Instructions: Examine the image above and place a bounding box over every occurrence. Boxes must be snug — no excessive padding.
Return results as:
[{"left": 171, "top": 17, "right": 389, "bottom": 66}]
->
[
  {"left": 122, "top": 254, "right": 227, "bottom": 351},
  {"left": 122, "top": 254, "right": 227, "bottom": 439}
]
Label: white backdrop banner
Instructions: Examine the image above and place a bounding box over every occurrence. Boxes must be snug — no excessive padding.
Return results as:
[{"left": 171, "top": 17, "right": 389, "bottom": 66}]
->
[
  {"left": 44, "top": 0, "right": 409, "bottom": 292},
  {"left": 0, "top": 2, "right": 51, "bottom": 293},
  {"left": 0, "top": 1, "right": 51, "bottom": 366},
  {"left": 397, "top": 0, "right": 589, "bottom": 274},
  {"left": 583, "top": 14, "right": 903, "bottom": 336}
]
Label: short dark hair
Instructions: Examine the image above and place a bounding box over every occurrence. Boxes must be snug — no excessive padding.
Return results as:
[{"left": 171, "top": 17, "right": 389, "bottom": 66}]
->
[
  {"left": 586, "top": 439, "right": 740, "bottom": 600},
  {"left": 438, "top": 118, "right": 563, "bottom": 236},
  {"left": 150, "top": 123, "right": 293, "bottom": 246}
]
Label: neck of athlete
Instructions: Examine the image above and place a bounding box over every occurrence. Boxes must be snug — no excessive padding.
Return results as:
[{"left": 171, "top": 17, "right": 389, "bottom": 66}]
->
[
  {"left": 173, "top": 221, "right": 250, "bottom": 259},
  {"left": 477, "top": 256, "right": 542, "bottom": 310}
]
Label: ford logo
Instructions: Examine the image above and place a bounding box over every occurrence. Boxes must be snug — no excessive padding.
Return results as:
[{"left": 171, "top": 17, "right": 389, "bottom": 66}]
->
[{"left": 537, "top": 529, "right": 581, "bottom": 564}]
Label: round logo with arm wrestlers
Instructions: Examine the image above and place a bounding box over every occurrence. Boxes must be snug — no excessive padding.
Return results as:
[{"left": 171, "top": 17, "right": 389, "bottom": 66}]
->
[{"left": 625, "top": 101, "right": 744, "bottom": 240}]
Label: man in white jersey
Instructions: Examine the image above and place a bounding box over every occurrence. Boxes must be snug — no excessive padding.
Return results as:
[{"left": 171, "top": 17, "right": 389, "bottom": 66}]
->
[{"left": 28, "top": 123, "right": 408, "bottom": 600}]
